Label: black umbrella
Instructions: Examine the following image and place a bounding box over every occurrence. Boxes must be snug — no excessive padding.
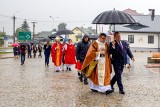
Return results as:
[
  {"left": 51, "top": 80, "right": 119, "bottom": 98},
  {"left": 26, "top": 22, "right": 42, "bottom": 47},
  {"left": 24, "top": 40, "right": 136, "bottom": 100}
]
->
[
  {"left": 55, "top": 29, "right": 74, "bottom": 35},
  {"left": 39, "top": 37, "right": 51, "bottom": 42},
  {"left": 92, "top": 9, "right": 137, "bottom": 32},
  {"left": 48, "top": 34, "right": 63, "bottom": 40},
  {"left": 124, "top": 23, "right": 149, "bottom": 30},
  {"left": 19, "top": 42, "right": 31, "bottom": 46}
]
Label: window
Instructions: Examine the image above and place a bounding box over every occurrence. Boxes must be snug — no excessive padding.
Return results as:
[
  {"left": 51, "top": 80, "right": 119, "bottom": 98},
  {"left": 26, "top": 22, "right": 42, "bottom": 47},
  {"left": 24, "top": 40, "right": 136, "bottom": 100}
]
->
[
  {"left": 148, "top": 35, "right": 154, "bottom": 44},
  {"left": 128, "top": 35, "right": 134, "bottom": 43}
]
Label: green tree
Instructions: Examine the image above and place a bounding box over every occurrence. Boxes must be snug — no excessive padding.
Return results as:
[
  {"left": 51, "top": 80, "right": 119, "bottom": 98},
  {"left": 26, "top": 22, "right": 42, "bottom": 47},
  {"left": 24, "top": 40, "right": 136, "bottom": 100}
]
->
[
  {"left": 15, "top": 27, "right": 22, "bottom": 37},
  {"left": 21, "top": 19, "right": 30, "bottom": 32},
  {"left": 58, "top": 23, "right": 67, "bottom": 31},
  {"left": 0, "top": 31, "right": 5, "bottom": 46},
  {"left": 0, "top": 31, "right": 5, "bottom": 37}
]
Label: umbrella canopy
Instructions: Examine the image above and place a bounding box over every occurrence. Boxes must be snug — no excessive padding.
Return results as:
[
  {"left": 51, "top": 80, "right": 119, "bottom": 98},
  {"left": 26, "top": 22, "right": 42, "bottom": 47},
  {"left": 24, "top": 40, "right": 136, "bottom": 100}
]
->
[
  {"left": 19, "top": 42, "right": 31, "bottom": 46},
  {"left": 39, "top": 37, "right": 51, "bottom": 42},
  {"left": 124, "top": 23, "right": 149, "bottom": 30},
  {"left": 29, "top": 39, "right": 39, "bottom": 44},
  {"left": 92, "top": 9, "right": 136, "bottom": 24},
  {"left": 48, "top": 34, "right": 63, "bottom": 40},
  {"left": 55, "top": 29, "right": 74, "bottom": 35},
  {"left": 11, "top": 43, "right": 19, "bottom": 47}
]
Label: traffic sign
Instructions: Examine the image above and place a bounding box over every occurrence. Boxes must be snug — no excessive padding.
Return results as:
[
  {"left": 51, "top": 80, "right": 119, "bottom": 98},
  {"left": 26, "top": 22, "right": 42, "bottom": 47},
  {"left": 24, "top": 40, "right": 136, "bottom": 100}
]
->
[{"left": 18, "top": 32, "right": 31, "bottom": 40}]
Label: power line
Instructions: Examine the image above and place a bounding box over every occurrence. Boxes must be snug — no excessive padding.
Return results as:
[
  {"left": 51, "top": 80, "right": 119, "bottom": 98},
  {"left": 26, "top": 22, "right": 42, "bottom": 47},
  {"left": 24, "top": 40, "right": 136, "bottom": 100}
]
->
[{"left": 0, "top": 14, "right": 91, "bottom": 23}]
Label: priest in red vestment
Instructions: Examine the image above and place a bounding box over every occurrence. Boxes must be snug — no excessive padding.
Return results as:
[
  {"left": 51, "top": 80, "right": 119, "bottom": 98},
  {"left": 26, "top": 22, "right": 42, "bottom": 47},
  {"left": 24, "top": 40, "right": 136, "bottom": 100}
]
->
[
  {"left": 64, "top": 39, "right": 76, "bottom": 71},
  {"left": 51, "top": 36, "right": 63, "bottom": 72}
]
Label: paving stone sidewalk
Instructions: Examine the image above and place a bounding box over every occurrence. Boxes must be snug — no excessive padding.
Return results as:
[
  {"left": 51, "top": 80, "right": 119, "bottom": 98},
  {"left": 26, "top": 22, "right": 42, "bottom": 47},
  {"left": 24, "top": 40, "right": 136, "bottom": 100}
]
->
[{"left": 0, "top": 52, "right": 160, "bottom": 107}]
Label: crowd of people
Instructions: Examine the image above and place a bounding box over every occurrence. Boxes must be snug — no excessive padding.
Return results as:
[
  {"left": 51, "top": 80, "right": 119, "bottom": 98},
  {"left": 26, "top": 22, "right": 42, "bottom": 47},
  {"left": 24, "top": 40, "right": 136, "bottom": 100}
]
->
[
  {"left": 13, "top": 43, "right": 43, "bottom": 65},
  {"left": 13, "top": 31, "right": 135, "bottom": 95}
]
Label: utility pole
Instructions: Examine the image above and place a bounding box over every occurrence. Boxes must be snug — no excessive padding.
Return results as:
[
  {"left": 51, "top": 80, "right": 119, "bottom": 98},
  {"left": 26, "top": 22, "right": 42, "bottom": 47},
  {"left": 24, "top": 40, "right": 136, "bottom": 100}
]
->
[
  {"left": 3, "top": 27, "right": 4, "bottom": 33},
  {"left": 96, "top": 24, "right": 98, "bottom": 34},
  {"left": 13, "top": 16, "right": 16, "bottom": 43},
  {"left": 31, "top": 22, "right": 37, "bottom": 40}
]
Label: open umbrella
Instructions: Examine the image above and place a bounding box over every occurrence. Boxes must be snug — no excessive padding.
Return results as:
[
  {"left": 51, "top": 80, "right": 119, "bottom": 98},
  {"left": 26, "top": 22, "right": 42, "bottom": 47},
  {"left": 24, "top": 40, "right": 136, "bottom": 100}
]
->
[
  {"left": 19, "top": 42, "right": 31, "bottom": 46},
  {"left": 39, "top": 37, "right": 51, "bottom": 42},
  {"left": 92, "top": 9, "right": 137, "bottom": 32},
  {"left": 55, "top": 29, "right": 74, "bottom": 35},
  {"left": 48, "top": 34, "right": 63, "bottom": 40},
  {"left": 124, "top": 23, "right": 149, "bottom": 30},
  {"left": 11, "top": 43, "right": 19, "bottom": 47}
]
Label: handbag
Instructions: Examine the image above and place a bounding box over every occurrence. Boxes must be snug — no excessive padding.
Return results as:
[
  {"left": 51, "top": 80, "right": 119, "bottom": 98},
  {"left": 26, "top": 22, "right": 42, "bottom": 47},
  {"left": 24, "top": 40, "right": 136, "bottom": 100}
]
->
[{"left": 75, "top": 61, "right": 82, "bottom": 70}]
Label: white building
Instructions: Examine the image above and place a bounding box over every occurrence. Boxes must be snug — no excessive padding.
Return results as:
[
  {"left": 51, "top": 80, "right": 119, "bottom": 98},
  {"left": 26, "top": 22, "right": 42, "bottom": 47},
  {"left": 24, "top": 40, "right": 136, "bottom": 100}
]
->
[{"left": 115, "top": 15, "right": 160, "bottom": 52}]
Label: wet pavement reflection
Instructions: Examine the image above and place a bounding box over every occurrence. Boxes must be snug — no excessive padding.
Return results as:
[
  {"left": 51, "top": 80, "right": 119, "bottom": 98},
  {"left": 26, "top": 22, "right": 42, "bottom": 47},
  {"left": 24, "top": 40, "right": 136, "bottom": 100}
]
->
[{"left": 0, "top": 52, "right": 159, "bottom": 107}]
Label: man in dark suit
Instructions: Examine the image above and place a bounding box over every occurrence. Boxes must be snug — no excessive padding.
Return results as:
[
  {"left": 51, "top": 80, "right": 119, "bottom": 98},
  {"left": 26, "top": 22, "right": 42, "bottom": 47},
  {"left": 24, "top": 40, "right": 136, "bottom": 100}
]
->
[{"left": 109, "top": 32, "right": 135, "bottom": 94}]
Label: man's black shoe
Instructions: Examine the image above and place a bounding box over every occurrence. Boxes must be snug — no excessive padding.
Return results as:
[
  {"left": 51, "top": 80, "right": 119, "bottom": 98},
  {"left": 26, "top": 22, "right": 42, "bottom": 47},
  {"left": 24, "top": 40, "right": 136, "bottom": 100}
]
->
[
  {"left": 119, "top": 91, "right": 125, "bottom": 94},
  {"left": 66, "top": 67, "right": 69, "bottom": 71},
  {"left": 91, "top": 89, "right": 98, "bottom": 92},
  {"left": 79, "top": 77, "right": 83, "bottom": 82},
  {"left": 106, "top": 90, "right": 114, "bottom": 95},
  {"left": 111, "top": 86, "right": 115, "bottom": 90},
  {"left": 84, "top": 80, "right": 88, "bottom": 85},
  {"left": 78, "top": 72, "right": 81, "bottom": 76}
]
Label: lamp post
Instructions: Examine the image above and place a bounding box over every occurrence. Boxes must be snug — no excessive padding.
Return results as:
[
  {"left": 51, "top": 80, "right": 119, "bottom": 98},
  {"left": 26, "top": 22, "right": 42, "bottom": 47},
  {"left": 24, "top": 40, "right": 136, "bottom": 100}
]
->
[{"left": 13, "top": 11, "right": 20, "bottom": 43}]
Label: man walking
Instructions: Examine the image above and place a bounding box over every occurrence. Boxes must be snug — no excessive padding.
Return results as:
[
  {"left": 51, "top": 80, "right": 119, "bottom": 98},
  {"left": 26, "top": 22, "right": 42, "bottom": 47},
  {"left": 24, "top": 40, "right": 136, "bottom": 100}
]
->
[
  {"left": 81, "top": 33, "right": 113, "bottom": 95},
  {"left": 20, "top": 45, "right": 27, "bottom": 65},
  {"left": 27, "top": 45, "right": 32, "bottom": 58},
  {"left": 109, "top": 32, "right": 135, "bottom": 94},
  {"left": 32, "top": 44, "right": 37, "bottom": 58},
  {"left": 38, "top": 44, "right": 42, "bottom": 57},
  {"left": 51, "top": 36, "right": 63, "bottom": 72},
  {"left": 44, "top": 41, "right": 51, "bottom": 66},
  {"left": 76, "top": 34, "right": 90, "bottom": 85}
]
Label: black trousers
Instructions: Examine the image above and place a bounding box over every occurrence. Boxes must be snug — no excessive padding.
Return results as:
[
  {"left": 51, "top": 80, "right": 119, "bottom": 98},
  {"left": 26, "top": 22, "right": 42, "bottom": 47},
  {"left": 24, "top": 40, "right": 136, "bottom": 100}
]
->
[
  {"left": 28, "top": 51, "right": 32, "bottom": 58},
  {"left": 45, "top": 55, "right": 50, "bottom": 65},
  {"left": 21, "top": 54, "right": 25, "bottom": 63},
  {"left": 111, "top": 63, "right": 124, "bottom": 91}
]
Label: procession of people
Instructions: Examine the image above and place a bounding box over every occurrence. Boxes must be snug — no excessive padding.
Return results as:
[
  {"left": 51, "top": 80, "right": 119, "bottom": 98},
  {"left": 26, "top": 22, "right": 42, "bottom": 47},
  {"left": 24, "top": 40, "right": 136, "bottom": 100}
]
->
[{"left": 12, "top": 32, "right": 134, "bottom": 96}]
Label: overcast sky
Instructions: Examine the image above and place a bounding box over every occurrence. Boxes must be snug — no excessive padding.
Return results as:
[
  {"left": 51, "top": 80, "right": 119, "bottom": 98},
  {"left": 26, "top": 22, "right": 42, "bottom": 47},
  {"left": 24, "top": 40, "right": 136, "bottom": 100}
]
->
[{"left": 0, "top": 0, "right": 159, "bottom": 35}]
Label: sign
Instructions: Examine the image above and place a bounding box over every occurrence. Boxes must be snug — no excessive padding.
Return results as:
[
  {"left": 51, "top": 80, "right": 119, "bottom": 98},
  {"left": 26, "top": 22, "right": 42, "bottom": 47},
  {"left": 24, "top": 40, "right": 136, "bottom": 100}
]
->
[
  {"left": 4, "top": 36, "right": 8, "bottom": 41},
  {"left": 18, "top": 32, "right": 31, "bottom": 40}
]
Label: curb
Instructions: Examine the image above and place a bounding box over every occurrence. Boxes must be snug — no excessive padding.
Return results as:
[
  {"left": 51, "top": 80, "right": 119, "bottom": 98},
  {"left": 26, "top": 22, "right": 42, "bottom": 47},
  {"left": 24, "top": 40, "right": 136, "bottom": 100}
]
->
[{"left": 0, "top": 57, "right": 14, "bottom": 59}]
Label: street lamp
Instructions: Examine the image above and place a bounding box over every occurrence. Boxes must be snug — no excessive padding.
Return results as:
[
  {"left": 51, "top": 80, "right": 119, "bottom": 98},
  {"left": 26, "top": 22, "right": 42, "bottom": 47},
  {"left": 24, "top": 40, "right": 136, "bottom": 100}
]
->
[
  {"left": 49, "top": 16, "right": 59, "bottom": 30},
  {"left": 13, "top": 11, "right": 20, "bottom": 43}
]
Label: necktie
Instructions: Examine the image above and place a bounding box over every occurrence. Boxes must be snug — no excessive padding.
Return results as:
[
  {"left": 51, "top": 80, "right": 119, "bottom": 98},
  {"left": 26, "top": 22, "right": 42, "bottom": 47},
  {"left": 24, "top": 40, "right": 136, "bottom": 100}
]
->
[{"left": 118, "top": 41, "right": 123, "bottom": 50}]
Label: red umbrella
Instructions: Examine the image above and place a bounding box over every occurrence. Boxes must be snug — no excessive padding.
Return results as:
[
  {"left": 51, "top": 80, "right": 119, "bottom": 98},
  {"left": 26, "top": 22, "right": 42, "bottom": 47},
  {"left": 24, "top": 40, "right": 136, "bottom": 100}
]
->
[{"left": 11, "top": 43, "right": 19, "bottom": 47}]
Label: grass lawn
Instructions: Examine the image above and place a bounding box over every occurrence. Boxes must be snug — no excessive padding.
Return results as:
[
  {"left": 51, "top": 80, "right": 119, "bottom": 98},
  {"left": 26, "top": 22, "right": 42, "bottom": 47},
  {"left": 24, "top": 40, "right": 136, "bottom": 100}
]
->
[{"left": 0, "top": 52, "right": 12, "bottom": 54}]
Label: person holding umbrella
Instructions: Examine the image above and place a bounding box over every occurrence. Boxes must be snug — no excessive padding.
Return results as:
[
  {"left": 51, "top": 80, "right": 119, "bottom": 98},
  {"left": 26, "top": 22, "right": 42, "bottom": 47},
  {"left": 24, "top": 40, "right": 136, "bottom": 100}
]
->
[
  {"left": 51, "top": 36, "right": 63, "bottom": 72},
  {"left": 43, "top": 41, "right": 51, "bottom": 66},
  {"left": 13, "top": 45, "right": 20, "bottom": 59},
  {"left": 109, "top": 32, "right": 135, "bottom": 94}
]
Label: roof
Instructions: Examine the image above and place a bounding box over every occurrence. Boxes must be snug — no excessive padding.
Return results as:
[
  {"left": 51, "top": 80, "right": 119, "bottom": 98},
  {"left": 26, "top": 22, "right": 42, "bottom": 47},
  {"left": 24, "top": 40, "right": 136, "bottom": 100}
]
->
[
  {"left": 73, "top": 27, "right": 96, "bottom": 35},
  {"left": 123, "top": 8, "right": 143, "bottom": 16},
  {"left": 114, "top": 15, "right": 160, "bottom": 33},
  {"left": 39, "top": 31, "right": 52, "bottom": 38}
]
